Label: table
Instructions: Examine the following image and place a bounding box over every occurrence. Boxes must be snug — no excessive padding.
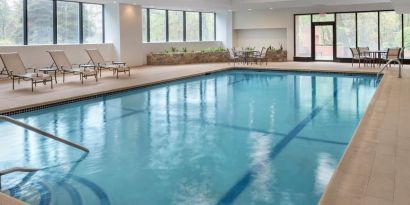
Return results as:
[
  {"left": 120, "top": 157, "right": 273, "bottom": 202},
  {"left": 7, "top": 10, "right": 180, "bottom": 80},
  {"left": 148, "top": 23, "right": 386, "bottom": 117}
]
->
[
  {"left": 36, "top": 68, "right": 58, "bottom": 83},
  {"left": 363, "top": 50, "right": 387, "bottom": 67}
]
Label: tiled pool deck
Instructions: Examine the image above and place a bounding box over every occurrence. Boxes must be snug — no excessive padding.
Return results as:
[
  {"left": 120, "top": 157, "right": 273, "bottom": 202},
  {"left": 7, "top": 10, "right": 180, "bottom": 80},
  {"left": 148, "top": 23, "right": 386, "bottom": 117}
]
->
[{"left": 0, "top": 62, "right": 408, "bottom": 205}]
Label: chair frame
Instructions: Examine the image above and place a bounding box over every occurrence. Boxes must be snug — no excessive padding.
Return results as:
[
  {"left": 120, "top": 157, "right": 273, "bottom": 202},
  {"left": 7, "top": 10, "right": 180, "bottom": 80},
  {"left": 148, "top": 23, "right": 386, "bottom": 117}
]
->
[
  {"left": 0, "top": 53, "right": 53, "bottom": 92},
  {"left": 85, "top": 49, "right": 130, "bottom": 79},
  {"left": 47, "top": 50, "right": 97, "bottom": 84}
]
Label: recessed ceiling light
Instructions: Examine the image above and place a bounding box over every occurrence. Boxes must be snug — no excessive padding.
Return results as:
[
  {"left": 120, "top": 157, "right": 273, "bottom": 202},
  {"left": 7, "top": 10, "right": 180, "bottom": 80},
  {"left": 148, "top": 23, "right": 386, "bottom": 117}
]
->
[
  {"left": 248, "top": 8, "right": 252, "bottom": 11},
  {"left": 269, "top": 8, "right": 273, "bottom": 10}
]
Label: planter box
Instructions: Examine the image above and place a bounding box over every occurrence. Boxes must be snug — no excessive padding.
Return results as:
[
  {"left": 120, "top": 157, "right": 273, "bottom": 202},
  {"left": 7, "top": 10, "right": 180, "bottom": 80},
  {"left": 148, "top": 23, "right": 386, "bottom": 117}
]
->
[
  {"left": 147, "top": 52, "right": 230, "bottom": 65},
  {"left": 147, "top": 50, "right": 287, "bottom": 65}
]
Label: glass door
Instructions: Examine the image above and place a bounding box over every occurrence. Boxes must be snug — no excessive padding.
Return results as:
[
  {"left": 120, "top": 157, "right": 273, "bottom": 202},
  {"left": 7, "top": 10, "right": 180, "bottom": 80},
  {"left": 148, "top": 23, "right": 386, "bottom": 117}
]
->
[{"left": 313, "top": 24, "right": 335, "bottom": 61}]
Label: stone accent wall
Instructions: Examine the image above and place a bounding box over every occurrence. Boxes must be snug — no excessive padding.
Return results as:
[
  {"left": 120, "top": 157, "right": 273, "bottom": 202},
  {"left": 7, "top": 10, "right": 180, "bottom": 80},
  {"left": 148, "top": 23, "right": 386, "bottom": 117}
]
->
[{"left": 147, "top": 50, "right": 287, "bottom": 65}]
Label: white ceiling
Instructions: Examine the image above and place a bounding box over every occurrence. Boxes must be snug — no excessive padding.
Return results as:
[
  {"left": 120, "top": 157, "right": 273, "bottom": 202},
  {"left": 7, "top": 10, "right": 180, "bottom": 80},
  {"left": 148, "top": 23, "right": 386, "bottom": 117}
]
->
[{"left": 94, "top": 0, "right": 410, "bottom": 13}]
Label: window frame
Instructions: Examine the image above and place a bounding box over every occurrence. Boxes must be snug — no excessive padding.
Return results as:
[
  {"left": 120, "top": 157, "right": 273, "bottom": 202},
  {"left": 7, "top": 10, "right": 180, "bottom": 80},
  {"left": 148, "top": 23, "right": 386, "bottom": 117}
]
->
[
  {"left": 143, "top": 7, "right": 216, "bottom": 43},
  {"left": 0, "top": 0, "right": 104, "bottom": 46},
  {"left": 294, "top": 9, "right": 410, "bottom": 61}
]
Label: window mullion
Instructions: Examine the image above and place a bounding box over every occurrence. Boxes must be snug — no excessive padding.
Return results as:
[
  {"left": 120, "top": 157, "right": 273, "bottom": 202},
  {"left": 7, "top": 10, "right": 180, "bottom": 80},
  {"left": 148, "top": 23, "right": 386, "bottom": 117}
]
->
[
  {"left": 53, "top": 0, "right": 57, "bottom": 44},
  {"left": 23, "top": 0, "right": 28, "bottom": 45},
  {"left": 183, "top": 11, "right": 186, "bottom": 42},
  {"left": 79, "top": 2, "right": 83, "bottom": 43}
]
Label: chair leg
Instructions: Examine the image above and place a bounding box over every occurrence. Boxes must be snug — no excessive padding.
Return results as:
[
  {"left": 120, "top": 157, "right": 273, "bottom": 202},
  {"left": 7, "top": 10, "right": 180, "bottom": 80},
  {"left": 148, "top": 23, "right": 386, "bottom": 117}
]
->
[
  {"left": 12, "top": 77, "right": 15, "bottom": 90},
  {"left": 51, "top": 77, "right": 53, "bottom": 89},
  {"left": 81, "top": 73, "right": 84, "bottom": 84},
  {"left": 63, "top": 71, "right": 65, "bottom": 83},
  {"left": 31, "top": 79, "right": 34, "bottom": 92}
]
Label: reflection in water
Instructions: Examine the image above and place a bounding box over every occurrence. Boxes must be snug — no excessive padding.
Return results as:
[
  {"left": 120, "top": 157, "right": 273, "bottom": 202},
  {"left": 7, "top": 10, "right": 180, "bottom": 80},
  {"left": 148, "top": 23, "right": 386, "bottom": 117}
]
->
[
  {"left": 314, "top": 153, "right": 336, "bottom": 195},
  {"left": 249, "top": 133, "right": 275, "bottom": 203},
  {"left": 0, "top": 70, "right": 378, "bottom": 205}
]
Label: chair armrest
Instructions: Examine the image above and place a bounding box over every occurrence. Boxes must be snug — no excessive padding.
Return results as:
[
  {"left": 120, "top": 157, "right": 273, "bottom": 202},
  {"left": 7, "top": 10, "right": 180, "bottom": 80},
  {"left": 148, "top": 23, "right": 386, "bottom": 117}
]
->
[{"left": 112, "top": 61, "right": 126, "bottom": 66}]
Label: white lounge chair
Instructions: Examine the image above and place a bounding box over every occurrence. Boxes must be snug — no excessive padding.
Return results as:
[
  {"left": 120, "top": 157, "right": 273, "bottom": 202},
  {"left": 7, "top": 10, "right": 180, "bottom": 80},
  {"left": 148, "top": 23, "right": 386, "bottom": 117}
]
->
[
  {"left": 47, "top": 50, "right": 97, "bottom": 84},
  {"left": 0, "top": 52, "right": 53, "bottom": 92},
  {"left": 85, "top": 49, "right": 130, "bottom": 78}
]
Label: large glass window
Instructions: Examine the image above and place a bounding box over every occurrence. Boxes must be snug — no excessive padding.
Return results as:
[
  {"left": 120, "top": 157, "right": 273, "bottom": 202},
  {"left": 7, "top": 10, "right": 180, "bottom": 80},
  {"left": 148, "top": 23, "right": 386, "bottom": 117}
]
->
[
  {"left": 27, "top": 0, "right": 53, "bottom": 45},
  {"left": 357, "top": 12, "right": 378, "bottom": 50},
  {"left": 186, "top": 12, "right": 200, "bottom": 42},
  {"left": 336, "top": 13, "right": 356, "bottom": 58},
  {"left": 295, "top": 15, "right": 311, "bottom": 57},
  {"left": 142, "top": 8, "right": 147, "bottom": 42},
  {"left": 202, "top": 13, "right": 215, "bottom": 41},
  {"left": 404, "top": 14, "right": 410, "bottom": 58},
  {"left": 57, "top": 1, "right": 80, "bottom": 44},
  {"left": 168, "top": 10, "right": 183, "bottom": 42},
  {"left": 149, "top": 9, "right": 166, "bottom": 42},
  {"left": 312, "top": 14, "right": 335, "bottom": 22},
  {"left": 380, "top": 11, "right": 402, "bottom": 51},
  {"left": 0, "top": 0, "right": 23, "bottom": 45},
  {"left": 83, "top": 4, "right": 103, "bottom": 44}
]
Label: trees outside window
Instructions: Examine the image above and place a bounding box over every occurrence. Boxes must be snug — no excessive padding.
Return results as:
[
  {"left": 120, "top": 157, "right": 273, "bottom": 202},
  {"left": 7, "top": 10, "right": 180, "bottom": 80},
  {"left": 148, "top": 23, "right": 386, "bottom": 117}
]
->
[
  {"left": 380, "top": 11, "right": 402, "bottom": 51},
  {"left": 202, "top": 13, "right": 215, "bottom": 41},
  {"left": 0, "top": 0, "right": 23, "bottom": 45},
  {"left": 83, "top": 4, "right": 103, "bottom": 44},
  {"left": 336, "top": 13, "right": 356, "bottom": 58},
  {"left": 27, "top": 0, "right": 53, "bottom": 45},
  {"left": 168, "top": 11, "right": 183, "bottom": 42},
  {"left": 186, "top": 12, "right": 200, "bottom": 42},
  {"left": 357, "top": 12, "right": 378, "bottom": 50},
  {"left": 295, "top": 15, "right": 311, "bottom": 57},
  {"left": 57, "top": 1, "right": 80, "bottom": 44},
  {"left": 149, "top": 9, "right": 166, "bottom": 42}
]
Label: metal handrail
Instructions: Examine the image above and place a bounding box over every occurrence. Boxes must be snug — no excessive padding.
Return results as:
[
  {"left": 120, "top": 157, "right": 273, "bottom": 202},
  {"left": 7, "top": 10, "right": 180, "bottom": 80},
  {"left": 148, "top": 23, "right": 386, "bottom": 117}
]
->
[
  {"left": 0, "top": 115, "right": 89, "bottom": 153},
  {"left": 377, "top": 58, "right": 402, "bottom": 80},
  {"left": 0, "top": 167, "right": 39, "bottom": 189}
]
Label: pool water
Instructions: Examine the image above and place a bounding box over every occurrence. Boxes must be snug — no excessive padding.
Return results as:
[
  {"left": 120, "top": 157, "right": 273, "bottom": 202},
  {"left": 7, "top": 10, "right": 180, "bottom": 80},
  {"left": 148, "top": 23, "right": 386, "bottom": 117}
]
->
[{"left": 0, "top": 70, "right": 378, "bottom": 205}]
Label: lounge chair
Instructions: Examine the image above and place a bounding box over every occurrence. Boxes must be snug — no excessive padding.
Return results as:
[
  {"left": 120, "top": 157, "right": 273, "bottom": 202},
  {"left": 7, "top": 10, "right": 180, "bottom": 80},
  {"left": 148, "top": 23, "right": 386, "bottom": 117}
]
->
[
  {"left": 0, "top": 52, "right": 53, "bottom": 92},
  {"left": 47, "top": 50, "right": 97, "bottom": 84},
  {"left": 85, "top": 49, "right": 130, "bottom": 78}
]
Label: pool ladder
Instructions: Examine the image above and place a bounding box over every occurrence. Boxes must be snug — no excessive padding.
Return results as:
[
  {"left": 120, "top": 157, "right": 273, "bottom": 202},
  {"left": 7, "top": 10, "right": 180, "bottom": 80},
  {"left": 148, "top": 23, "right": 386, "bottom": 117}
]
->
[
  {"left": 0, "top": 115, "right": 89, "bottom": 189},
  {"left": 377, "top": 59, "right": 403, "bottom": 81}
]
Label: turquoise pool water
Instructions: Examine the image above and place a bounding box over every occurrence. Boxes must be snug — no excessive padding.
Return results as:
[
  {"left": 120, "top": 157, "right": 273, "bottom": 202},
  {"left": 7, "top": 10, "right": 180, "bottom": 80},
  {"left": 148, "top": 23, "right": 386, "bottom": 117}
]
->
[{"left": 0, "top": 70, "right": 378, "bottom": 205}]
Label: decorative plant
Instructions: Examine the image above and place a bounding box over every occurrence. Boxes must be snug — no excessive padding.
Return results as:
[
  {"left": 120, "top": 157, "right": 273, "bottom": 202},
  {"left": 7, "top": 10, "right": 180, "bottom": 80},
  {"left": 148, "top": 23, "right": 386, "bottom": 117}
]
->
[
  {"left": 279, "top": 44, "right": 283, "bottom": 51},
  {"left": 171, "top": 47, "right": 178, "bottom": 53},
  {"left": 182, "top": 47, "right": 188, "bottom": 53}
]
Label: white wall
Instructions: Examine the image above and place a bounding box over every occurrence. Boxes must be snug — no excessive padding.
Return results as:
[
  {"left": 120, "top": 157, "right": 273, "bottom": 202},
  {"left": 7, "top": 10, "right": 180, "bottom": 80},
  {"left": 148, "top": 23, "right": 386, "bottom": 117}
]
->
[
  {"left": 0, "top": 44, "right": 114, "bottom": 69},
  {"left": 104, "top": 3, "right": 228, "bottom": 66},
  {"left": 234, "top": 28, "right": 287, "bottom": 51},
  {"left": 216, "top": 12, "right": 234, "bottom": 48}
]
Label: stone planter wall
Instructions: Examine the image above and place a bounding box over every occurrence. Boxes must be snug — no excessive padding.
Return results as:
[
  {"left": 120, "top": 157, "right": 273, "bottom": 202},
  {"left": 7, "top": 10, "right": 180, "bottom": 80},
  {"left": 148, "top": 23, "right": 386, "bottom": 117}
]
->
[
  {"left": 147, "top": 50, "right": 287, "bottom": 65},
  {"left": 147, "top": 52, "right": 230, "bottom": 65}
]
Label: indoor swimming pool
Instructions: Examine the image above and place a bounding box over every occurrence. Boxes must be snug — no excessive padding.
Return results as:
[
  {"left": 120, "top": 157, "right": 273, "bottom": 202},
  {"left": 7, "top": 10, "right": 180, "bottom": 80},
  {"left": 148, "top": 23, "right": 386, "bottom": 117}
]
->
[{"left": 0, "top": 69, "right": 379, "bottom": 205}]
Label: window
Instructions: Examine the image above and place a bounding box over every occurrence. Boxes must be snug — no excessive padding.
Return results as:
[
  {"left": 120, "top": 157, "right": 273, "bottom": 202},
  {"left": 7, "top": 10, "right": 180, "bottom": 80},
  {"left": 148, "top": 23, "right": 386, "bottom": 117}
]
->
[
  {"left": 336, "top": 13, "right": 356, "bottom": 58},
  {"left": 27, "top": 0, "right": 53, "bottom": 45},
  {"left": 357, "top": 12, "right": 378, "bottom": 50},
  {"left": 202, "top": 13, "right": 215, "bottom": 41},
  {"left": 142, "top": 8, "right": 147, "bottom": 42},
  {"left": 312, "top": 14, "right": 335, "bottom": 22},
  {"left": 57, "top": 1, "right": 80, "bottom": 44},
  {"left": 83, "top": 4, "right": 103, "bottom": 44},
  {"left": 143, "top": 8, "right": 216, "bottom": 43},
  {"left": 186, "top": 12, "right": 200, "bottom": 41},
  {"left": 295, "top": 15, "right": 311, "bottom": 57},
  {"left": 0, "top": 0, "right": 23, "bottom": 45},
  {"left": 404, "top": 14, "right": 410, "bottom": 58},
  {"left": 149, "top": 9, "right": 166, "bottom": 42},
  {"left": 380, "top": 11, "right": 402, "bottom": 51},
  {"left": 168, "top": 11, "right": 183, "bottom": 42}
]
